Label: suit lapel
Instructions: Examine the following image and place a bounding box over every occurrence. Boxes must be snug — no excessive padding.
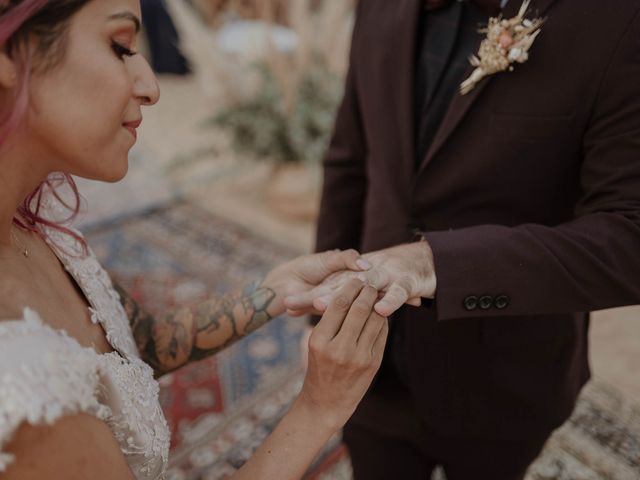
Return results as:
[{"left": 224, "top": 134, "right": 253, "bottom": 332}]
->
[{"left": 417, "top": 0, "right": 560, "bottom": 175}]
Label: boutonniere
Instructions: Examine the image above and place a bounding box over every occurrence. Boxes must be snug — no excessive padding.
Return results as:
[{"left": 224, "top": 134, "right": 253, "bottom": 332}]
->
[{"left": 460, "top": 0, "right": 545, "bottom": 95}]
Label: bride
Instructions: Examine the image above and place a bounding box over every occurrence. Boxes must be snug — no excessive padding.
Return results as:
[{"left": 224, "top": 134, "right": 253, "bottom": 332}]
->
[{"left": 0, "top": 0, "right": 390, "bottom": 478}]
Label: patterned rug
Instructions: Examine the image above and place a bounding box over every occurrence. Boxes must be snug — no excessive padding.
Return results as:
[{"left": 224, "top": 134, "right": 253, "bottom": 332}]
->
[
  {"left": 84, "top": 201, "right": 640, "bottom": 480},
  {"left": 526, "top": 380, "right": 640, "bottom": 480}
]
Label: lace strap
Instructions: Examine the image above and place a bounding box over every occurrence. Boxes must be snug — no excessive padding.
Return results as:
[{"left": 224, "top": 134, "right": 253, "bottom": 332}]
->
[{"left": 38, "top": 193, "right": 140, "bottom": 360}]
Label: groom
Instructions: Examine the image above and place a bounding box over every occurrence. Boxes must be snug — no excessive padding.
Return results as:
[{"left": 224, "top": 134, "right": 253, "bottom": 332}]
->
[{"left": 314, "top": 0, "right": 640, "bottom": 478}]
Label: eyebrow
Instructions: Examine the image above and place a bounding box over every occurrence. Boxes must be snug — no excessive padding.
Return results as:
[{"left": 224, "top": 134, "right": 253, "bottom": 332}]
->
[{"left": 108, "top": 12, "right": 141, "bottom": 32}]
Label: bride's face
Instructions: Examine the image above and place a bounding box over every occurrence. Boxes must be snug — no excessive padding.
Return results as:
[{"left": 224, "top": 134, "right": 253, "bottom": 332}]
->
[{"left": 26, "top": 0, "right": 160, "bottom": 182}]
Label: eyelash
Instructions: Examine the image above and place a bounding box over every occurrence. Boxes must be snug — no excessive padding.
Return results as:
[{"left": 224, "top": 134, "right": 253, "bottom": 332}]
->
[{"left": 111, "top": 41, "right": 137, "bottom": 59}]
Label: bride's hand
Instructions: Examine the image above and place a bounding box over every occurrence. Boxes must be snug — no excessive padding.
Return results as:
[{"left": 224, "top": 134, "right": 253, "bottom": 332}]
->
[
  {"left": 229, "top": 279, "right": 387, "bottom": 480},
  {"left": 294, "top": 279, "right": 388, "bottom": 430},
  {"left": 266, "top": 249, "right": 371, "bottom": 316}
]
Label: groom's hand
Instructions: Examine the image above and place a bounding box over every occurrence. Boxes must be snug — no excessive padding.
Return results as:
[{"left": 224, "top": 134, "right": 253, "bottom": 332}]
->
[
  {"left": 357, "top": 242, "right": 437, "bottom": 316},
  {"left": 284, "top": 242, "right": 437, "bottom": 318}
]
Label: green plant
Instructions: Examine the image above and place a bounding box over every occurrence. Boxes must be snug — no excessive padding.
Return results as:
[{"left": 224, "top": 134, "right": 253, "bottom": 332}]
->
[{"left": 210, "top": 59, "right": 341, "bottom": 164}]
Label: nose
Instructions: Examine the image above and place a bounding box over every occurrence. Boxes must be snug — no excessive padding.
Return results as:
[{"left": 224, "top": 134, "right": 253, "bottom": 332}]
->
[{"left": 131, "top": 55, "right": 160, "bottom": 106}]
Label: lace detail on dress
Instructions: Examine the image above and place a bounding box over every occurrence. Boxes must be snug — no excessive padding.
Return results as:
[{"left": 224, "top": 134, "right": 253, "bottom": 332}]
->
[
  {"left": 100, "top": 355, "right": 169, "bottom": 477},
  {"left": 0, "top": 309, "right": 112, "bottom": 472}
]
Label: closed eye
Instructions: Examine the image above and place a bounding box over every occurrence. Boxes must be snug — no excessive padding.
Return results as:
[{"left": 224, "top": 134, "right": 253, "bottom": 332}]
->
[{"left": 111, "top": 41, "right": 137, "bottom": 59}]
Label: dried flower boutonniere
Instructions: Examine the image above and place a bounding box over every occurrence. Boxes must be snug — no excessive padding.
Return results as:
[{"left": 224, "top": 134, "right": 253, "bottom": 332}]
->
[{"left": 460, "top": 0, "right": 545, "bottom": 95}]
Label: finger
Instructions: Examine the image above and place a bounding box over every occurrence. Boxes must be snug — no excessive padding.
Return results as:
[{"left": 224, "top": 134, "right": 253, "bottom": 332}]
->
[
  {"left": 356, "top": 267, "right": 390, "bottom": 291},
  {"left": 374, "top": 279, "right": 412, "bottom": 317},
  {"left": 355, "top": 311, "right": 386, "bottom": 351},
  {"left": 284, "top": 284, "right": 333, "bottom": 311},
  {"left": 318, "top": 249, "right": 371, "bottom": 279},
  {"left": 371, "top": 319, "right": 389, "bottom": 366},
  {"left": 334, "top": 285, "right": 378, "bottom": 346},
  {"left": 407, "top": 297, "right": 422, "bottom": 307},
  {"left": 300, "top": 327, "right": 312, "bottom": 369},
  {"left": 286, "top": 309, "right": 313, "bottom": 317},
  {"left": 313, "top": 278, "right": 365, "bottom": 341},
  {"left": 312, "top": 294, "right": 332, "bottom": 312}
]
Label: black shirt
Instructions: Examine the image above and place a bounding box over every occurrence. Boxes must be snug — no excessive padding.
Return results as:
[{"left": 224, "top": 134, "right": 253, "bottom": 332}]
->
[{"left": 414, "top": 1, "right": 489, "bottom": 167}]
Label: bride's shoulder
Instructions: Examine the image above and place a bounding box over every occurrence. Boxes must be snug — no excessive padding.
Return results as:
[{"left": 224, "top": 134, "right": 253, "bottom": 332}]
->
[{"left": 0, "top": 308, "right": 111, "bottom": 473}]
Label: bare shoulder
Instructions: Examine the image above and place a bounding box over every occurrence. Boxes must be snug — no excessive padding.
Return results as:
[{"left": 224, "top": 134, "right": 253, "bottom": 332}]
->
[{"left": 2, "top": 413, "right": 134, "bottom": 480}]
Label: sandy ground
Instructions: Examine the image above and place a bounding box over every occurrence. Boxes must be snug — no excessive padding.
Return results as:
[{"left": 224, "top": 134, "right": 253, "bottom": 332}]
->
[{"left": 112, "top": 73, "right": 640, "bottom": 402}]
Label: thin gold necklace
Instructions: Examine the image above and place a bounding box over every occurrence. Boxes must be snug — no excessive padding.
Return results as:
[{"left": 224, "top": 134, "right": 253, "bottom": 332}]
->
[{"left": 10, "top": 227, "right": 29, "bottom": 258}]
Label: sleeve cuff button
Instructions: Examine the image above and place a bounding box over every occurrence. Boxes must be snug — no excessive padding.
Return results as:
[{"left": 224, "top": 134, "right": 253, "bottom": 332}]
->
[
  {"left": 479, "top": 295, "right": 493, "bottom": 310},
  {"left": 463, "top": 296, "right": 478, "bottom": 311},
  {"left": 495, "top": 295, "right": 510, "bottom": 309}
]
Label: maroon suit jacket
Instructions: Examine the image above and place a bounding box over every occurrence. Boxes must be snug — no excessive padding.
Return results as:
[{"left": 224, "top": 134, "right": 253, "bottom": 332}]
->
[{"left": 316, "top": 0, "right": 640, "bottom": 439}]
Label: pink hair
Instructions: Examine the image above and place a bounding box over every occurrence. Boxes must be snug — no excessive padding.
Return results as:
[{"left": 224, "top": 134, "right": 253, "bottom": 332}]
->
[
  {"left": 0, "top": 0, "right": 48, "bottom": 45},
  {"left": 1, "top": 0, "right": 85, "bottom": 249}
]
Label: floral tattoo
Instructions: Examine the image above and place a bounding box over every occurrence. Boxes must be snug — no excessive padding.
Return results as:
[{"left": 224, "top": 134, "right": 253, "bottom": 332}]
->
[{"left": 114, "top": 281, "right": 276, "bottom": 376}]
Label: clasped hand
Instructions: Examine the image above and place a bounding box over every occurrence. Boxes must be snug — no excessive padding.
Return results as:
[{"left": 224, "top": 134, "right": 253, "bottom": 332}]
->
[
  {"left": 284, "top": 242, "right": 437, "bottom": 318},
  {"left": 267, "top": 244, "right": 434, "bottom": 429}
]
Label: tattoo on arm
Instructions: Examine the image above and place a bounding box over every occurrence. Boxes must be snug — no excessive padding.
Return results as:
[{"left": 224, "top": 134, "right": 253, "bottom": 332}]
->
[{"left": 114, "top": 280, "right": 276, "bottom": 376}]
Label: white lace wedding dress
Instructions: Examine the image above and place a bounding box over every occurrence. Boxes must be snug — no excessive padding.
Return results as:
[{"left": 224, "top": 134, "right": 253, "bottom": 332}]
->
[{"left": 0, "top": 195, "right": 170, "bottom": 478}]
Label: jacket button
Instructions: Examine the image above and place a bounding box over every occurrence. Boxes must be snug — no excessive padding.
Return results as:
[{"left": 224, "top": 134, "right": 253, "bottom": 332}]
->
[
  {"left": 495, "top": 295, "right": 510, "bottom": 309},
  {"left": 463, "top": 296, "right": 478, "bottom": 311},
  {"left": 479, "top": 295, "right": 493, "bottom": 310}
]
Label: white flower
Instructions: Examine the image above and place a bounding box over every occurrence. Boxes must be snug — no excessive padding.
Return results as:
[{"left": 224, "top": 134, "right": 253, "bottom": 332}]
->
[{"left": 508, "top": 47, "right": 523, "bottom": 61}]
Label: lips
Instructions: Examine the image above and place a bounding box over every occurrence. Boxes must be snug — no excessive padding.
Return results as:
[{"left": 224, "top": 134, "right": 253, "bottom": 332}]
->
[{"left": 122, "top": 118, "right": 142, "bottom": 140}]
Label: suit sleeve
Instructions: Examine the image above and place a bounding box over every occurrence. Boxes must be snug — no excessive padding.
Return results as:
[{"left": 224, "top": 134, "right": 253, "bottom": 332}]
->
[
  {"left": 425, "top": 8, "right": 640, "bottom": 321},
  {"left": 315, "top": 2, "right": 368, "bottom": 253}
]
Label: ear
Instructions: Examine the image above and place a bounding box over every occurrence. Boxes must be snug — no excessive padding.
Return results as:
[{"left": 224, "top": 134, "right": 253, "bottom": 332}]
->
[{"left": 0, "top": 51, "right": 18, "bottom": 89}]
